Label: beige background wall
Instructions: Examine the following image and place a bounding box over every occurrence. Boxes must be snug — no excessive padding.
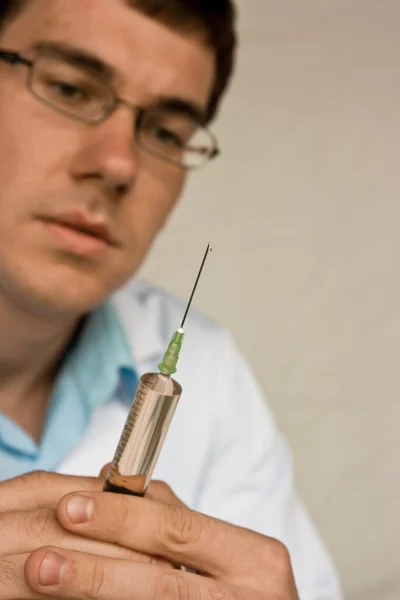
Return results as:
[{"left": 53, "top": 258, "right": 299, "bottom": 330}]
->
[{"left": 140, "top": 2, "right": 400, "bottom": 599}]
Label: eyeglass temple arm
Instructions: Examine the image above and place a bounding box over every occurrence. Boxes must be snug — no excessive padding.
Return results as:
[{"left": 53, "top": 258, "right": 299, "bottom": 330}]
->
[{"left": 0, "top": 49, "right": 32, "bottom": 66}]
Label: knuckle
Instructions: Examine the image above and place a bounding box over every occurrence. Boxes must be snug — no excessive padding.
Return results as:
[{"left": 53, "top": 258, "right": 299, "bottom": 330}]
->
[
  {"left": 270, "top": 539, "right": 292, "bottom": 573},
  {"left": 155, "top": 572, "right": 193, "bottom": 600},
  {"left": 24, "top": 470, "right": 53, "bottom": 485},
  {"left": 82, "top": 558, "right": 106, "bottom": 600},
  {"left": 25, "top": 508, "right": 59, "bottom": 543},
  {"left": 147, "top": 481, "right": 186, "bottom": 508},
  {"left": 16, "top": 470, "right": 61, "bottom": 492},
  {"left": 0, "top": 559, "right": 15, "bottom": 586},
  {"left": 151, "top": 480, "right": 173, "bottom": 494},
  {"left": 147, "top": 481, "right": 180, "bottom": 505},
  {"left": 162, "top": 504, "right": 202, "bottom": 549},
  {"left": 208, "top": 587, "right": 235, "bottom": 600},
  {"left": 148, "top": 480, "right": 173, "bottom": 498},
  {"left": 0, "top": 471, "right": 59, "bottom": 511}
]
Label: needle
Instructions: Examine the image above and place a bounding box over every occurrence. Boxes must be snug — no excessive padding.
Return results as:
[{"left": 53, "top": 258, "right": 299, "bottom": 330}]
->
[
  {"left": 181, "top": 243, "right": 213, "bottom": 330},
  {"left": 158, "top": 243, "right": 213, "bottom": 375}
]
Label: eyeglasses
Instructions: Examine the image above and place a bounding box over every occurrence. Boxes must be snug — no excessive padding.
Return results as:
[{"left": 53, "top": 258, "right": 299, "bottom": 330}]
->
[{"left": 0, "top": 49, "right": 220, "bottom": 170}]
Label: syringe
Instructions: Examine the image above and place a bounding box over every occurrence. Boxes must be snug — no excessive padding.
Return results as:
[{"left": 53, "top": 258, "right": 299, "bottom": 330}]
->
[{"left": 104, "top": 244, "right": 212, "bottom": 497}]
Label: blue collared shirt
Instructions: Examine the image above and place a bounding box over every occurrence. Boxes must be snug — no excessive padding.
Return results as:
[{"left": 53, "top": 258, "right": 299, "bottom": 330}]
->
[{"left": 0, "top": 301, "right": 138, "bottom": 481}]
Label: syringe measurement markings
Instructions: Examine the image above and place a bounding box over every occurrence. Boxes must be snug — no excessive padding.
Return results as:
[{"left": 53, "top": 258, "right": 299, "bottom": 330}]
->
[
  {"left": 116, "top": 391, "right": 148, "bottom": 453},
  {"left": 114, "top": 381, "right": 163, "bottom": 460}
]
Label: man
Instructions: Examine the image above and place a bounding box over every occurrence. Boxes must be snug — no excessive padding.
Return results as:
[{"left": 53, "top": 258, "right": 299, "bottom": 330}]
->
[{"left": 0, "top": 1, "right": 343, "bottom": 598}]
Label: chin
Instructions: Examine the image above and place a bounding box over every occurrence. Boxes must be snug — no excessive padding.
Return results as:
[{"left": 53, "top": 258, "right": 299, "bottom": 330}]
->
[
  {"left": 1, "top": 261, "right": 122, "bottom": 319},
  {"left": 26, "top": 281, "right": 110, "bottom": 318},
  {"left": 39, "top": 286, "right": 107, "bottom": 315}
]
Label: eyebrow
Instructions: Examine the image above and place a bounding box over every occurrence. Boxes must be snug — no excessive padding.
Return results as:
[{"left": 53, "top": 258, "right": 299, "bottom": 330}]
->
[
  {"left": 30, "top": 40, "right": 208, "bottom": 123},
  {"left": 31, "top": 40, "right": 117, "bottom": 81},
  {"left": 152, "top": 97, "right": 207, "bottom": 124}
]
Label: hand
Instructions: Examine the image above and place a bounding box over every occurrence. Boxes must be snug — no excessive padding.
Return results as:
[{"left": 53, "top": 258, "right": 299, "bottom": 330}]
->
[
  {"left": 25, "top": 483, "right": 300, "bottom": 600},
  {"left": 0, "top": 469, "right": 104, "bottom": 512},
  {"left": 0, "top": 471, "right": 172, "bottom": 599}
]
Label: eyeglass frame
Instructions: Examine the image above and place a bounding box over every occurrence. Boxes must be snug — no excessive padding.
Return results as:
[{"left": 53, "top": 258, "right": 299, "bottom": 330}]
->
[{"left": 0, "top": 48, "right": 221, "bottom": 170}]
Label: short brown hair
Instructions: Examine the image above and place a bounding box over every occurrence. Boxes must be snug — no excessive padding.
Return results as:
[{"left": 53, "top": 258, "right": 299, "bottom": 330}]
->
[
  {"left": 0, "top": 0, "right": 26, "bottom": 27},
  {"left": 0, "top": 0, "right": 237, "bottom": 122}
]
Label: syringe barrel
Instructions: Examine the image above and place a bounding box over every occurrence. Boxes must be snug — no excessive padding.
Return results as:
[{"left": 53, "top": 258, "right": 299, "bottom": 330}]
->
[{"left": 104, "top": 372, "right": 182, "bottom": 496}]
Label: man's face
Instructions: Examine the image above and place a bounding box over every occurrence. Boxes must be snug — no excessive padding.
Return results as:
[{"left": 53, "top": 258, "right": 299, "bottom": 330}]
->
[{"left": 0, "top": 0, "right": 215, "bottom": 316}]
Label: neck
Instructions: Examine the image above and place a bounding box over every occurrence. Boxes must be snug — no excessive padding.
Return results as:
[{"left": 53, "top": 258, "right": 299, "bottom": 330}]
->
[{"left": 0, "top": 288, "right": 81, "bottom": 438}]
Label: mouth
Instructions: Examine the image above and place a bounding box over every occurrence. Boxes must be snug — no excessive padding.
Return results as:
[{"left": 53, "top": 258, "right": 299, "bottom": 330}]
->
[{"left": 39, "top": 213, "right": 117, "bottom": 258}]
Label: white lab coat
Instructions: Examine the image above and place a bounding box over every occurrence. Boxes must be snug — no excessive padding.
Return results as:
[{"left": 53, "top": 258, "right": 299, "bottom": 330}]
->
[{"left": 58, "top": 280, "right": 343, "bottom": 600}]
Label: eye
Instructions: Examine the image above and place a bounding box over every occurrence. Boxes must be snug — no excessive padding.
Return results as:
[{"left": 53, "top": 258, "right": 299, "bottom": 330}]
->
[
  {"left": 151, "top": 125, "right": 184, "bottom": 147},
  {"left": 48, "top": 80, "right": 88, "bottom": 102}
]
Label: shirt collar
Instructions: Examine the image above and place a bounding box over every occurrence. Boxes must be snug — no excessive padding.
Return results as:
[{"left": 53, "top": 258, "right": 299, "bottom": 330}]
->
[{"left": 61, "top": 300, "right": 137, "bottom": 411}]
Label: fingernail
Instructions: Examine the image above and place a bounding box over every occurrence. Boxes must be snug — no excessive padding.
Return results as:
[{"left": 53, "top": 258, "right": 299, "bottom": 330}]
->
[
  {"left": 39, "top": 552, "right": 66, "bottom": 586},
  {"left": 66, "top": 495, "right": 94, "bottom": 524}
]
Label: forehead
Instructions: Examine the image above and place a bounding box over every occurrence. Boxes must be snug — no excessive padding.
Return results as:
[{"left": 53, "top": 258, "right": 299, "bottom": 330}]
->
[{"left": 3, "top": 0, "right": 215, "bottom": 109}]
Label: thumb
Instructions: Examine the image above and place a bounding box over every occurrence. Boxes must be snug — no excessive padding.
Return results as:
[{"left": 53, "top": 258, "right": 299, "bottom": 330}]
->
[{"left": 99, "top": 463, "right": 112, "bottom": 480}]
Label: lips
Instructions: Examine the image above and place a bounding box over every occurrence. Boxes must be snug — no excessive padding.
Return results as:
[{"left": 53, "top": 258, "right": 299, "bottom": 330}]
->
[
  {"left": 45, "top": 212, "right": 115, "bottom": 245},
  {"left": 39, "top": 211, "right": 118, "bottom": 257}
]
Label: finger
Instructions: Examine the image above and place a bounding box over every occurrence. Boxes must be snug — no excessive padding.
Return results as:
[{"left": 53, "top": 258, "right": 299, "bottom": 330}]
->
[
  {"left": 0, "top": 553, "right": 46, "bottom": 599},
  {"left": 145, "top": 481, "right": 187, "bottom": 507},
  {"left": 0, "top": 471, "right": 103, "bottom": 511},
  {"left": 99, "top": 464, "right": 111, "bottom": 479},
  {"left": 56, "top": 491, "right": 264, "bottom": 579},
  {"left": 0, "top": 508, "right": 172, "bottom": 567},
  {"left": 25, "top": 547, "right": 247, "bottom": 600},
  {"left": 98, "top": 471, "right": 187, "bottom": 506}
]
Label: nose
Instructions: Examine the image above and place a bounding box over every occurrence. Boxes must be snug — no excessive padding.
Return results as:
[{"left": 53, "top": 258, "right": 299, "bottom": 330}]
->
[{"left": 70, "top": 106, "right": 138, "bottom": 198}]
